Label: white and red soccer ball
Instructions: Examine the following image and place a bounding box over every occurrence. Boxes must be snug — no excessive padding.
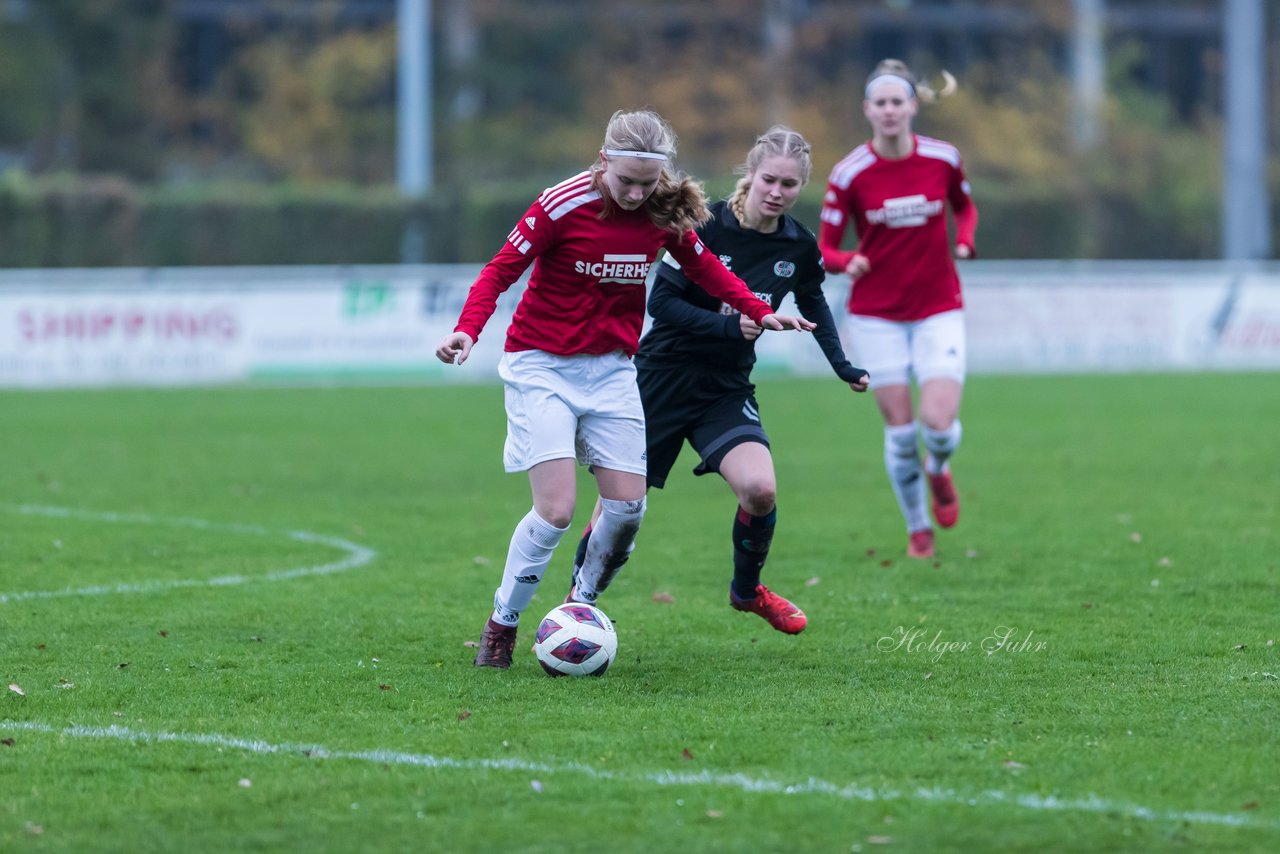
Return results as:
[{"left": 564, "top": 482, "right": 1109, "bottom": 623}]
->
[{"left": 533, "top": 603, "right": 618, "bottom": 677}]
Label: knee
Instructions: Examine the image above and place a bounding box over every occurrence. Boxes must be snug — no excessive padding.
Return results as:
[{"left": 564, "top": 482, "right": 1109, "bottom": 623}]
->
[
  {"left": 535, "top": 502, "right": 575, "bottom": 530},
  {"left": 736, "top": 479, "right": 777, "bottom": 516},
  {"left": 918, "top": 412, "right": 955, "bottom": 433},
  {"left": 917, "top": 398, "right": 959, "bottom": 432}
]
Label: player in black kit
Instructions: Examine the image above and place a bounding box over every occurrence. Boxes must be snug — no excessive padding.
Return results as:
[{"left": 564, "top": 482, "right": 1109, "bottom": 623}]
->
[{"left": 568, "top": 126, "right": 870, "bottom": 634}]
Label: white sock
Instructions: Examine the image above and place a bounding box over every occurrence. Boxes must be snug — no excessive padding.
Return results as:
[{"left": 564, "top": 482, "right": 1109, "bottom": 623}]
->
[
  {"left": 575, "top": 497, "right": 646, "bottom": 603},
  {"left": 491, "top": 509, "right": 569, "bottom": 626},
  {"left": 922, "top": 420, "right": 962, "bottom": 475},
  {"left": 884, "top": 424, "right": 929, "bottom": 533}
]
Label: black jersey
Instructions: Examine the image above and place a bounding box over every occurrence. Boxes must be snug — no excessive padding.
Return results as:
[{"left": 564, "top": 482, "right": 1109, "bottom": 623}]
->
[{"left": 634, "top": 201, "right": 862, "bottom": 381}]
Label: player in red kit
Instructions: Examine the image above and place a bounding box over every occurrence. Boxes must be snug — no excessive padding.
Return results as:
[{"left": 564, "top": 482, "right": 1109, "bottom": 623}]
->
[
  {"left": 436, "top": 109, "right": 814, "bottom": 669},
  {"left": 818, "top": 59, "right": 978, "bottom": 559}
]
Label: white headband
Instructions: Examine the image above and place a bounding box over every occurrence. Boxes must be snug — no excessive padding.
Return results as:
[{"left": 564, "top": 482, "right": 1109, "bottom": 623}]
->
[
  {"left": 865, "top": 74, "right": 916, "bottom": 99},
  {"left": 604, "top": 148, "right": 668, "bottom": 161}
]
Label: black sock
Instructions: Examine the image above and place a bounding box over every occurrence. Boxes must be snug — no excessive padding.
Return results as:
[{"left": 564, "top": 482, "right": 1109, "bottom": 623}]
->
[
  {"left": 573, "top": 526, "right": 592, "bottom": 574},
  {"left": 731, "top": 506, "right": 776, "bottom": 599}
]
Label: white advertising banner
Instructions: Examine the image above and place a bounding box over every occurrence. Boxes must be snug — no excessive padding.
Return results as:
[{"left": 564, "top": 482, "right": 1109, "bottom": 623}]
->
[
  {"left": 1, "top": 290, "right": 251, "bottom": 386},
  {"left": 0, "top": 266, "right": 522, "bottom": 388},
  {"left": 755, "top": 266, "right": 1280, "bottom": 377},
  {"left": 956, "top": 267, "right": 1280, "bottom": 373},
  {"left": 960, "top": 271, "right": 1229, "bottom": 373},
  {"left": 1210, "top": 272, "right": 1280, "bottom": 367},
  {"left": 1, "top": 262, "right": 1277, "bottom": 388}
]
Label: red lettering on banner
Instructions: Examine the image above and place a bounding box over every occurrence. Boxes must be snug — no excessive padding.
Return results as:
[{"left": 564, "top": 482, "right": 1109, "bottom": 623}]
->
[
  {"left": 1223, "top": 319, "right": 1280, "bottom": 348},
  {"left": 92, "top": 312, "right": 116, "bottom": 337},
  {"left": 123, "top": 312, "right": 146, "bottom": 337},
  {"left": 13, "top": 307, "right": 240, "bottom": 344},
  {"left": 161, "top": 312, "right": 187, "bottom": 338}
]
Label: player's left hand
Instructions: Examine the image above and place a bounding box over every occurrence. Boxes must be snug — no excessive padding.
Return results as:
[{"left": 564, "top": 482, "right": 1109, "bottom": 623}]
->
[
  {"left": 836, "top": 362, "right": 870, "bottom": 392},
  {"left": 739, "top": 315, "right": 763, "bottom": 341},
  {"left": 955, "top": 243, "right": 974, "bottom": 260},
  {"left": 760, "top": 314, "right": 816, "bottom": 332}
]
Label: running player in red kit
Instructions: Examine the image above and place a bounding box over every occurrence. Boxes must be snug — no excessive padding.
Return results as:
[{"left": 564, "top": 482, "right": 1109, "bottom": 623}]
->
[
  {"left": 436, "top": 109, "right": 814, "bottom": 669},
  {"left": 818, "top": 59, "right": 978, "bottom": 559}
]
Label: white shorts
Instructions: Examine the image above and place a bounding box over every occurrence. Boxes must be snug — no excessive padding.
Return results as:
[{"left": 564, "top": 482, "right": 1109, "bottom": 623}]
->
[
  {"left": 843, "top": 309, "right": 966, "bottom": 389},
  {"left": 497, "top": 350, "right": 647, "bottom": 475}
]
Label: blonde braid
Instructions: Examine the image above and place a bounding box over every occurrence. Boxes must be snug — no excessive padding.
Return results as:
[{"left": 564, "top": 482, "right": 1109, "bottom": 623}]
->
[{"left": 728, "top": 182, "right": 750, "bottom": 226}]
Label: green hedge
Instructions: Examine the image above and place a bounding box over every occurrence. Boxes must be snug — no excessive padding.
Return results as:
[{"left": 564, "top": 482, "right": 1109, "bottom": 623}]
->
[{"left": 0, "top": 173, "right": 1242, "bottom": 267}]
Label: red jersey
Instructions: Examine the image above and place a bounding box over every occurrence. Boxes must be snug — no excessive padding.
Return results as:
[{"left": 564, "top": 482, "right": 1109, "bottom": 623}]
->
[
  {"left": 454, "top": 171, "right": 775, "bottom": 356},
  {"left": 818, "top": 135, "right": 977, "bottom": 322}
]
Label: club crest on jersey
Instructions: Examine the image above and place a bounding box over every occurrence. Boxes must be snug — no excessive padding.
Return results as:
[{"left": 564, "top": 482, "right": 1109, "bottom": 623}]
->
[
  {"left": 773, "top": 261, "right": 795, "bottom": 278},
  {"left": 574, "top": 253, "right": 651, "bottom": 285}
]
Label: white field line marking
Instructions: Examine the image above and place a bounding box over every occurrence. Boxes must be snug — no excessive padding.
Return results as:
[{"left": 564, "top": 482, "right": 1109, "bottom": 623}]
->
[
  {"left": 0, "top": 721, "right": 1273, "bottom": 831},
  {"left": 0, "top": 504, "right": 376, "bottom": 605}
]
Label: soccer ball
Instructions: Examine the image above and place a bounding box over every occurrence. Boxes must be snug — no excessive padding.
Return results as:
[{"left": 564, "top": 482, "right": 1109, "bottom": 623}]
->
[{"left": 533, "top": 602, "right": 618, "bottom": 677}]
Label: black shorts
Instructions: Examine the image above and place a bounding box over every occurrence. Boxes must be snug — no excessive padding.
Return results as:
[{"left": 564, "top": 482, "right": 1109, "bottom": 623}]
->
[{"left": 638, "top": 365, "right": 769, "bottom": 489}]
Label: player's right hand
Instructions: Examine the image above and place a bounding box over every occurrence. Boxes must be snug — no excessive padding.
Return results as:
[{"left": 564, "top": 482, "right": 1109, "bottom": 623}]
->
[
  {"left": 845, "top": 253, "right": 871, "bottom": 280},
  {"left": 435, "top": 331, "right": 474, "bottom": 365},
  {"left": 739, "top": 315, "right": 764, "bottom": 341}
]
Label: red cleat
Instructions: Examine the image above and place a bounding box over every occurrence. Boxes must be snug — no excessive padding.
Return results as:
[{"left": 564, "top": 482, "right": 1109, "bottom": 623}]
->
[
  {"left": 927, "top": 469, "right": 960, "bottom": 529},
  {"left": 730, "top": 584, "right": 807, "bottom": 634},
  {"left": 474, "top": 619, "right": 517, "bottom": 669},
  {"left": 907, "top": 529, "right": 935, "bottom": 559}
]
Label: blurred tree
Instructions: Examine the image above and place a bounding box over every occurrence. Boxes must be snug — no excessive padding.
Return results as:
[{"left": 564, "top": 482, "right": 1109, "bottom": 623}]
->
[
  {"left": 1090, "top": 42, "right": 1222, "bottom": 256},
  {"left": 435, "top": 0, "right": 593, "bottom": 183},
  {"left": 225, "top": 26, "right": 397, "bottom": 182},
  {"left": 0, "top": 0, "right": 1267, "bottom": 261},
  {"left": 0, "top": 0, "right": 181, "bottom": 179},
  {"left": 0, "top": 9, "right": 64, "bottom": 171},
  {"left": 185, "top": 0, "right": 397, "bottom": 183}
]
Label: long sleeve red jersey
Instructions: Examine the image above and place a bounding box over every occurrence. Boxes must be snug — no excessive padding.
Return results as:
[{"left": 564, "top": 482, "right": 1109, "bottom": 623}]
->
[
  {"left": 818, "top": 135, "right": 977, "bottom": 322},
  {"left": 454, "top": 171, "right": 776, "bottom": 356}
]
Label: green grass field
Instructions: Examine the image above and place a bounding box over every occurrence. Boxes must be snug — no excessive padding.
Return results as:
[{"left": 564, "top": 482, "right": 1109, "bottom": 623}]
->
[{"left": 1, "top": 374, "right": 1277, "bottom": 852}]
